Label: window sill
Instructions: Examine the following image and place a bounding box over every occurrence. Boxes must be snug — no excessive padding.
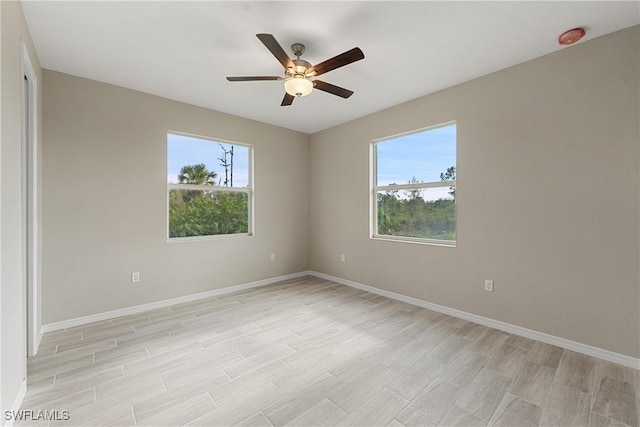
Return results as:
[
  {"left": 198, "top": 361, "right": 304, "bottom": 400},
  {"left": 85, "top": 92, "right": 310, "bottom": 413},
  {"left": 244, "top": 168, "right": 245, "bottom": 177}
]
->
[
  {"left": 167, "top": 233, "right": 252, "bottom": 243},
  {"left": 371, "top": 234, "right": 456, "bottom": 248}
]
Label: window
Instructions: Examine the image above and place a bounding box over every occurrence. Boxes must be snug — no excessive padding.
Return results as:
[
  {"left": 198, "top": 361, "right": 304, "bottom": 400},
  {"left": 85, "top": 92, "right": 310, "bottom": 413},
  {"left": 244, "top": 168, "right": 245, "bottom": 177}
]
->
[
  {"left": 371, "top": 122, "right": 456, "bottom": 245},
  {"left": 167, "top": 133, "right": 252, "bottom": 239}
]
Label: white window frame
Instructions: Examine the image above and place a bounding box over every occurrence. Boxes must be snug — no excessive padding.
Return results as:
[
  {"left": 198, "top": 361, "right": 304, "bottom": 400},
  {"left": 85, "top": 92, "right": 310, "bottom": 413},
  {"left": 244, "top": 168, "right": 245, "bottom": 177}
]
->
[
  {"left": 370, "top": 122, "right": 457, "bottom": 247},
  {"left": 166, "top": 132, "right": 254, "bottom": 241}
]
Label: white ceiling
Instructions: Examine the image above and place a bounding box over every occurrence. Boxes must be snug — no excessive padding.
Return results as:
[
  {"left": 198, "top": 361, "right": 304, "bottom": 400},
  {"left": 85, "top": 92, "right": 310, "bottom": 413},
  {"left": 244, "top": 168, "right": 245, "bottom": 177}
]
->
[{"left": 22, "top": 1, "right": 639, "bottom": 134}]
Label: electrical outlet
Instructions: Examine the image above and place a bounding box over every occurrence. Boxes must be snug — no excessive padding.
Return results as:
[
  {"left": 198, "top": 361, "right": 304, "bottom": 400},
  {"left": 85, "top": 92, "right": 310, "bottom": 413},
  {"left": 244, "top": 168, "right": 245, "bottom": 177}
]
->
[
  {"left": 131, "top": 272, "right": 140, "bottom": 283},
  {"left": 340, "top": 254, "right": 346, "bottom": 262},
  {"left": 484, "top": 279, "right": 494, "bottom": 292},
  {"left": 270, "top": 253, "right": 276, "bottom": 262}
]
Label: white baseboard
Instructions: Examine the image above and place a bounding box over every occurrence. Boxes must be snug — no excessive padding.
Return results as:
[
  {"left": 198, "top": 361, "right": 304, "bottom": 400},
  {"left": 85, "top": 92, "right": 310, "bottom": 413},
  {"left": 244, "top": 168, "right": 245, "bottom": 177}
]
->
[
  {"left": 4, "top": 379, "right": 27, "bottom": 427},
  {"left": 41, "top": 271, "right": 310, "bottom": 334},
  {"left": 309, "top": 271, "right": 640, "bottom": 370}
]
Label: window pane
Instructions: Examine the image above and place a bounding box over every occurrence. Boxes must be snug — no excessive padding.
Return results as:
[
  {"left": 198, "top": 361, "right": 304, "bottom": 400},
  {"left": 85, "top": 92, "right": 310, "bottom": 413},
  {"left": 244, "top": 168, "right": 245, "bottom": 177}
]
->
[
  {"left": 377, "top": 187, "right": 456, "bottom": 241},
  {"left": 169, "top": 190, "right": 248, "bottom": 238},
  {"left": 376, "top": 124, "right": 456, "bottom": 186},
  {"left": 167, "top": 134, "right": 250, "bottom": 188}
]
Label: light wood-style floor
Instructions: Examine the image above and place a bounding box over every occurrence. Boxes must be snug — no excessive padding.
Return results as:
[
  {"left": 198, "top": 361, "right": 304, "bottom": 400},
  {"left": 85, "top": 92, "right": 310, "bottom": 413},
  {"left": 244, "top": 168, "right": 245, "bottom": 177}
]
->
[{"left": 18, "top": 276, "right": 639, "bottom": 427}]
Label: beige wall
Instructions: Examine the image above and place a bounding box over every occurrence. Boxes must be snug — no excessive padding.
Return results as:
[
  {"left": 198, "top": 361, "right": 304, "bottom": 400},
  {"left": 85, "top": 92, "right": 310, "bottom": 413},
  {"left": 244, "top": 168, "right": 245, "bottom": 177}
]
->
[
  {"left": 42, "top": 71, "right": 309, "bottom": 323},
  {"left": 309, "top": 26, "right": 640, "bottom": 358},
  {"left": 1, "top": 0, "right": 43, "bottom": 417}
]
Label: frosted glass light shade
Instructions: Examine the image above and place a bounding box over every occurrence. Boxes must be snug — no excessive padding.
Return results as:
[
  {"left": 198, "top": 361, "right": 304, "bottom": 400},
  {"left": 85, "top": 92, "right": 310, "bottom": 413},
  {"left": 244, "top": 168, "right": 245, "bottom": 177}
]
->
[{"left": 284, "top": 77, "right": 313, "bottom": 97}]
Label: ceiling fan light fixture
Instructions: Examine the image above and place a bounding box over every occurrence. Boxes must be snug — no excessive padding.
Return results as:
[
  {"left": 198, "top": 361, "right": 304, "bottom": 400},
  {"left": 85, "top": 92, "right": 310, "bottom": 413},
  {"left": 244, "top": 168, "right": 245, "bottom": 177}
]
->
[{"left": 284, "top": 76, "right": 313, "bottom": 97}]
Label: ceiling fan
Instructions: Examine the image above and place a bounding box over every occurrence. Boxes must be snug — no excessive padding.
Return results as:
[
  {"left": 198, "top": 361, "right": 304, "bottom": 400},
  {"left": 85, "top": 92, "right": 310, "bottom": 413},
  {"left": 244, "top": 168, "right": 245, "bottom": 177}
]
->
[{"left": 226, "top": 34, "right": 365, "bottom": 106}]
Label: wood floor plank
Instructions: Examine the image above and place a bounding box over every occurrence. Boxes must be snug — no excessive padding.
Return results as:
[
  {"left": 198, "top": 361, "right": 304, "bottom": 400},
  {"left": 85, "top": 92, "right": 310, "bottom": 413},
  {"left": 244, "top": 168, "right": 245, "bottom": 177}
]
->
[
  {"left": 467, "top": 329, "right": 510, "bottom": 357},
  {"left": 136, "top": 393, "right": 216, "bottom": 426},
  {"left": 61, "top": 384, "right": 158, "bottom": 426},
  {"left": 26, "top": 375, "right": 55, "bottom": 395},
  {"left": 396, "top": 377, "right": 463, "bottom": 426},
  {"left": 541, "top": 382, "right": 591, "bottom": 426},
  {"left": 592, "top": 376, "right": 639, "bottom": 427},
  {"left": 438, "top": 350, "right": 489, "bottom": 390},
  {"left": 387, "top": 353, "right": 445, "bottom": 400},
  {"left": 263, "top": 375, "right": 344, "bottom": 426},
  {"left": 56, "top": 329, "right": 134, "bottom": 353},
  {"left": 504, "top": 335, "right": 536, "bottom": 352},
  {"left": 121, "top": 356, "right": 189, "bottom": 382},
  {"left": 187, "top": 336, "right": 254, "bottom": 367},
  {"left": 455, "top": 323, "right": 489, "bottom": 342},
  {"left": 95, "top": 373, "right": 166, "bottom": 405},
  {"left": 123, "top": 342, "right": 202, "bottom": 375},
  {"left": 329, "top": 363, "right": 399, "bottom": 414},
  {"left": 28, "top": 353, "right": 95, "bottom": 380},
  {"left": 163, "top": 364, "right": 230, "bottom": 393},
  {"left": 54, "top": 348, "right": 148, "bottom": 386},
  {"left": 555, "top": 350, "right": 597, "bottom": 393},
  {"left": 93, "top": 342, "right": 150, "bottom": 363},
  {"left": 437, "top": 405, "right": 486, "bottom": 427},
  {"left": 187, "top": 382, "right": 286, "bottom": 427},
  {"left": 590, "top": 412, "right": 631, "bottom": 427},
  {"left": 487, "top": 392, "right": 541, "bottom": 426},
  {"left": 527, "top": 342, "right": 563, "bottom": 369},
  {"left": 284, "top": 398, "right": 348, "bottom": 427},
  {"left": 224, "top": 343, "right": 295, "bottom": 379},
  {"left": 508, "top": 360, "right": 555, "bottom": 406},
  {"left": 338, "top": 387, "right": 408, "bottom": 427},
  {"left": 22, "top": 388, "right": 95, "bottom": 413},
  {"left": 428, "top": 335, "right": 473, "bottom": 364},
  {"left": 25, "top": 367, "right": 123, "bottom": 408},
  {"left": 133, "top": 376, "right": 225, "bottom": 423},
  {"left": 209, "top": 361, "right": 291, "bottom": 408},
  {"left": 594, "top": 360, "right": 638, "bottom": 390},
  {"left": 236, "top": 412, "right": 275, "bottom": 427},
  {"left": 273, "top": 360, "right": 339, "bottom": 395},
  {"left": 456, "top": 368, "right": 512, "bottom": 421},
  {"left": 485, "top": 343, "right": 529, "bottom": 379}
]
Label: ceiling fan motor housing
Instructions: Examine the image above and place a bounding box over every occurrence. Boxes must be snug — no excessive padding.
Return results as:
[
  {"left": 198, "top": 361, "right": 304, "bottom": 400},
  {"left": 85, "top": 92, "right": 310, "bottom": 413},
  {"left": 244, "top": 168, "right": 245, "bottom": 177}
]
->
[{"left": 290, "top": 59, "right": 312, "bottom": 76}]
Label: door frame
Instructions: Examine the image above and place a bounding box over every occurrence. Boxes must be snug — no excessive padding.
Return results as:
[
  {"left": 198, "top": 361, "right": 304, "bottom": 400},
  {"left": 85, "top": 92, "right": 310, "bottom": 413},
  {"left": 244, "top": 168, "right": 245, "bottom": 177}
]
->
[{"left": 21, "top": 41, "right": 40, "bottom": 357}]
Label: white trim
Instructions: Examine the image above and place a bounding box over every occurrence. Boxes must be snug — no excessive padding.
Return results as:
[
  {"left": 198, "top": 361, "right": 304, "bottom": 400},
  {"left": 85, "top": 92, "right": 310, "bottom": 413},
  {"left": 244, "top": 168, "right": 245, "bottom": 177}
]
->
[
  {"left": 308, "top": 271, "right": 640, "bottom": 370},
  {"left": 21, "top": 41, "right": 40, "bottom": 357},
  {"left": 369, "top": 141, "right": 377, "bottom": 241},
  {"left": 371, "top": 234, "right": 456, "bottom": 247},
  {"left": 168, "top": 183, "right": 249, "bottom": 193},
  {"left": 167, "top": 233, "right": 252, "bottom": 243},
  {"left": 41, "top": 271, "right": 309, "bottom": 333},
  {"left": 4, "top": 379, "right": 27, "bottom": 427},
  {"left": 377, "top": 180, "right": 455, "bottom": 192}
]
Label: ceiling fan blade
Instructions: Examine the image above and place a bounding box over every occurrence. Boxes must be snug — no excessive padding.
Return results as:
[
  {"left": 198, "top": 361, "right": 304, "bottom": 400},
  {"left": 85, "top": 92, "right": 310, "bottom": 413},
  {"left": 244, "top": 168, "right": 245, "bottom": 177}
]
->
[
  {"left": 226, "top": 76, "right": 283, "bottom": 81},
  {"left": 313, "top": 80, "right": 354, "bottom": 99},
  {"left": 281, "top": 93, "right": 295, "bottom": 106},
  {"left": 256, "top": 34, "right": 294, "bottom": 71},
  {"left": 308, "top": 47, "right": 364, "bottom": 77}
]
